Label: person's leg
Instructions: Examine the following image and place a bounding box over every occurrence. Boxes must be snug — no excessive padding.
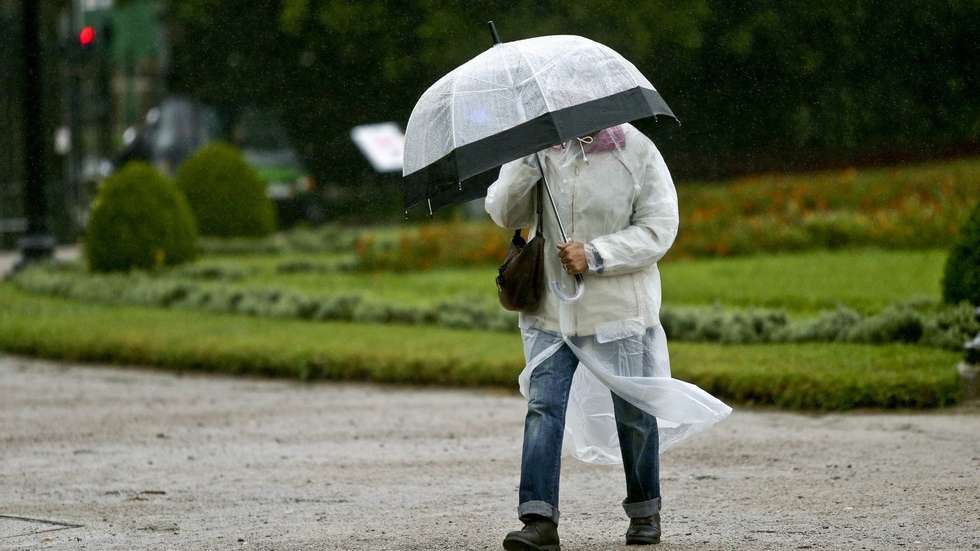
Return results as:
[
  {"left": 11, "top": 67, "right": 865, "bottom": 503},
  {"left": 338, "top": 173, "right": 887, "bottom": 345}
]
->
[
  {"left": 517, "top": 343, "right": 579, "bottom": 525},
  {"left": 611, "top": 391, "right": 661, "bottom": 519}
]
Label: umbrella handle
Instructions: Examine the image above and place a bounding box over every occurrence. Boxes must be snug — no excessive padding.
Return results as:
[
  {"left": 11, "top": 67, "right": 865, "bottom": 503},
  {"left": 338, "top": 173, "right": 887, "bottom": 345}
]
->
[
  {"left": 550, "top": 273, "right": 585, "bottom": 303},
  {"left": 535, "top": 151, "right": 585, "bottom": 303}
]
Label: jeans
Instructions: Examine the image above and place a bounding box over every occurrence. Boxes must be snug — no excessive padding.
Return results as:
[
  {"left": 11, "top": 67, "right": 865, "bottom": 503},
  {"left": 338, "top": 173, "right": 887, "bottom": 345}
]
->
[{"left": 518, "top": 342, "right": 661, "bottom": 525}]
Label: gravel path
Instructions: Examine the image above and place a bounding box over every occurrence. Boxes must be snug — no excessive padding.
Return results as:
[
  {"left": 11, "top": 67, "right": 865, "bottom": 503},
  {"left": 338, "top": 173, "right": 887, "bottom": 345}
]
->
[{"left": 1, "top": 355, "right": 978, "bottom": 550}]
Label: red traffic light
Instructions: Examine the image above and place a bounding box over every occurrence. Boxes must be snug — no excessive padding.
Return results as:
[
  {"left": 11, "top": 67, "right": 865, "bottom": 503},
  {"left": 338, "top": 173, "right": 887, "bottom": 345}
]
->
[{"left": 79, "top": 26, "right": 95, "bottom": 47}]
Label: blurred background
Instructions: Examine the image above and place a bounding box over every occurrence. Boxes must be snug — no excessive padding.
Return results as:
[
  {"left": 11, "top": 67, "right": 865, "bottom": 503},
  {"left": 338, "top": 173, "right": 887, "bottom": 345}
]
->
[
  {"left": 1, "top": 0, "right": 979, "bottom": 410},
  {"left": 2, "top": 0, "right": 978, "bottom": 244}
]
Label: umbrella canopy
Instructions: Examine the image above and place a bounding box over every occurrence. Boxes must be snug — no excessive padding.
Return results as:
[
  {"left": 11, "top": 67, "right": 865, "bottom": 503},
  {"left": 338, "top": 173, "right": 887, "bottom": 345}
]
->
[{"left": 402, "top": 34, "right": 677, "bottom": 213}]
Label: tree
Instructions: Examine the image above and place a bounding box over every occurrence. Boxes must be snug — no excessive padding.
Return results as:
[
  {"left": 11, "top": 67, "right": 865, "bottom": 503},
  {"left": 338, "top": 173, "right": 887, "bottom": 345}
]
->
[{"left": 163, "top": 0, "right": 980, "bottom": 220}]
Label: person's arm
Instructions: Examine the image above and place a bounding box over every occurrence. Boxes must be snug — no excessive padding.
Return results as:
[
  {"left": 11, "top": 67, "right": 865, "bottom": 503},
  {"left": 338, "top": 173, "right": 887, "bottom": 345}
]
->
[
  {"left": 484, "top": 155, "right": 540, "bottom": 229},
  {"left": 587, "top": 141, "right": 679, "bottom": 276}
]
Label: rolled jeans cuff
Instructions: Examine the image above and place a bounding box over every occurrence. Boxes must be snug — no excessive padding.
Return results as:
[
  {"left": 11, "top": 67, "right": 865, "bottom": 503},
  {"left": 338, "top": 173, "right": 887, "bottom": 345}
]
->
[
  {"left": 518, "top": 500, "right": 560, "bottom": 525},
  {"left": 623, "top": 496, "right": 661, "bottom": 519}
]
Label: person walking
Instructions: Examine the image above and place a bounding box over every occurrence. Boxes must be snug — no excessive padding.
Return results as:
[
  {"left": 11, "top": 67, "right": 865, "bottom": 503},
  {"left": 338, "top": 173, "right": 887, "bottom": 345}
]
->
[{"left": 485, "top": 123, "right": 731, "bottom": 550}]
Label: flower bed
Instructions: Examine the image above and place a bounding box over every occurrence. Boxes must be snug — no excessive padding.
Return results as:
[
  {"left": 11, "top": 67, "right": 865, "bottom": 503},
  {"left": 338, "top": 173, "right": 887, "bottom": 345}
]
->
[{"left": 353, "top": 158, "right": 980, "bottom": 268}]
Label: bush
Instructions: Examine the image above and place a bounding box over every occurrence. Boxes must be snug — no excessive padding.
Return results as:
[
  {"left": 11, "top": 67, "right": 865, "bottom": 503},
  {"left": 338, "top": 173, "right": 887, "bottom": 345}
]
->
[
  {"left": 196, "top": 224, "right": 360, "bottom": 256},
  {"left": 351, "top": 161, "right": 980, "bottom": 269},
  {"left": 922, "top": 303, "right": 980, "bottom": 349},
  {"left": 942, "top": 201, "right": 980, "bottom": 306},
  {"left": 175, "top": 143, "right": 276, "bottom": 237},
  {"left": 0, "top": 285, "right": 964, "bottom": 410},
  {"left": 775, "top": 307, "right": 861, "bottom": 342},
  {"left": 11, "top": 262, "right": 980, "bottom": 350},
  {"left": 84, "top": 162, "right": 198, "bottom": 272}
]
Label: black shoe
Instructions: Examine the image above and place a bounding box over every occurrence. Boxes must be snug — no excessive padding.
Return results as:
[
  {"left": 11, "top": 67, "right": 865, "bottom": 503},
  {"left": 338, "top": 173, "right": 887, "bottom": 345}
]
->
[
  {"left": 503, "top": 516, "right": 560, "bottom": 551},
  {"left": 625, "top": 512, "right": 661, "bottom": 545}
]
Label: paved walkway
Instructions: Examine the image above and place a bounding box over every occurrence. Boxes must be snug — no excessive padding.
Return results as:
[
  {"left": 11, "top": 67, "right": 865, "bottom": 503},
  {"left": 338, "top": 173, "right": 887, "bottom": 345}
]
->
[{"left": 1, "top": 355, "right": 978, "bottom": 550}]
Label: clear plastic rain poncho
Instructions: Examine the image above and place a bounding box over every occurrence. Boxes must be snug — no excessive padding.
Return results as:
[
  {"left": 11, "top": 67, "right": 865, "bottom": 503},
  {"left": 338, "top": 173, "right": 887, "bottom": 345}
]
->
[{"left": 485, "top": 124, "right": 732, "bottom": 465}]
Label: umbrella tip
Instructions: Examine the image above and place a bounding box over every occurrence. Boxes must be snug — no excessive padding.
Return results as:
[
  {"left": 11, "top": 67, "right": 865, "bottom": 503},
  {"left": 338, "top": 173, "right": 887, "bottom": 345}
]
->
[{"left": 487, "top": 21, "right": 502, "bottom": 45}]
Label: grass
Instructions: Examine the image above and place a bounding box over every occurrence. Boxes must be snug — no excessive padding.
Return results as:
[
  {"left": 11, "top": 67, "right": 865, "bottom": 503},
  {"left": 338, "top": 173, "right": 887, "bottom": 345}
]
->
[
  {"left": 178, "top": 248, "right": 947, "bottom": 314},
  {"left": 165, "top": 252, "right": 498, "bottom": 306},
  {"left": 239, "top": 265, "right": 499, "bottom": 306},
  {"left": 0, "top": 285, "right": 522, "bottom": 386},
  {"left": 0, "top": 285, "right": 961, "bottom": 410},
  {"left": 660, "top": 248, "right": 947, "bottom": 313},
  {"left": 672, "top": 343, "right": 961, "bottom": 409}
]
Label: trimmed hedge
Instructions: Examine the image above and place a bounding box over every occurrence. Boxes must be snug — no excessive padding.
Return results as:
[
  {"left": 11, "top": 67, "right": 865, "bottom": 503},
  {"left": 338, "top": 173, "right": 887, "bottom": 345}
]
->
[
  {"left": 186, "top": 159, "right": 980, "bottom": 266},
  {"left": 942, "top": 201, "right": 980, "bottom": 306},
  {"left": 84, "top": 162, "right": 198, "bottom": 272},
  {"left": 176, "top": 143, "right": 277, "bottom": 237},
  {"left": 0, "top": 285, "right": 963, "bottom": 410},
  {"left": 198, "top": 224, "right": 360, "bottom": 256},
  {"left": 11, "top": 264, "right": 979, "bottom": 350}
]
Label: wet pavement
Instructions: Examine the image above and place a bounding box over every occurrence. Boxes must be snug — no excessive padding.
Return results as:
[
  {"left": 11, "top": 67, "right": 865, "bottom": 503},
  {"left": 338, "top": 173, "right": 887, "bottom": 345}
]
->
[{"left": 1, "top": 355, "right": 978, "bottom": 550}]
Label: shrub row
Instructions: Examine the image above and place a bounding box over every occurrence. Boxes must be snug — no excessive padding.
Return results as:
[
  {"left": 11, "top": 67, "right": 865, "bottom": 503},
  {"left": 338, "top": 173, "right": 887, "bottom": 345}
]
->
[
  {"left": 351, "top": 161, "right": 980, "bottom": 269},
  {"left": 12, "top": 264, "right": 517, "bottom": 332},
  {"left": 12, "top": 265, "right": 978, "bottom": 350},
  {"left": 354, "top": 206, "right": 975, "bottom": 270},
  {"left": 84, "top": 145, "right": 283, "bottom": 272},
  {"left": 198, "top": 224, "right": 360, "bottom": 257},
  {"left": 183, "top": 160, "right": 980, "bottom": 269},
  {"left": 661, "top": 304, "right": 978, "bottom": 351},
  {"left": 0, "top": 285, "right": 962, "bottom": 411},
  {"left": 351, "top": 207, "right": 974, "bottom": 270}
]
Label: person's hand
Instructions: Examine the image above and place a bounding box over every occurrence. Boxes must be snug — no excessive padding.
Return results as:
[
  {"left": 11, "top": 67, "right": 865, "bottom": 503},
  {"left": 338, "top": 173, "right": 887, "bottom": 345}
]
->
[{"left": 557, "top": 241, "right": 588, "bottom": 275}]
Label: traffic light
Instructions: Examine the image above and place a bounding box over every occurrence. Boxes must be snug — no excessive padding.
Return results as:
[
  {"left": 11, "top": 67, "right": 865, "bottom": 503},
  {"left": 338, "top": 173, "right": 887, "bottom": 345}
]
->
[
  {"left": 75, "top": 25, "right": 97, "bottom": 63},
  {"left": 79, "top": 25, "right": 95, "bottom": 48},
  {"left": 79, "top": 25, "right": 95, "bottom": 47}
]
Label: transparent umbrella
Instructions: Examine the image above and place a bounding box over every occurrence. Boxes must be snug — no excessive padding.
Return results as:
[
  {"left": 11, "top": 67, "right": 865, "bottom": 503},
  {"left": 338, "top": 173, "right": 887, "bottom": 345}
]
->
[{"left": 402, "top": 23, "right": 678, "bottom": 300}]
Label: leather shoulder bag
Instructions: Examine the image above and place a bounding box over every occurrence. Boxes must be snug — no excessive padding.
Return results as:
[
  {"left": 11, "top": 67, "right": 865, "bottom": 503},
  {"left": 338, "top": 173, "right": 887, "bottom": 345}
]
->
[{"left": 496, "top": 179, "right": 545, "bottom": 312}]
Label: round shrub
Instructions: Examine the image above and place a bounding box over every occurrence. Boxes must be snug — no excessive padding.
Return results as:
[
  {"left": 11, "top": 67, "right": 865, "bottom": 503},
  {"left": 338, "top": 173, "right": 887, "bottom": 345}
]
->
[
  {"left": 942, "top": 201, "right": 980, "bottom": 306},
  {"left": 84, "top": 162, "right": 198, "bottom": 272},
  {"left": 175, "top": 142, "right": 276, "bottom": 237}
]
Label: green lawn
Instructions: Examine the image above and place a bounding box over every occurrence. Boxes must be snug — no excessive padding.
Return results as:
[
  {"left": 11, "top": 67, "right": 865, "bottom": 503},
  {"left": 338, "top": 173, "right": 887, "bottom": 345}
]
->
[
  {"left": 0, "top": 285, "right": 960, "bottom": 409},
  {"left": 660, "top": 248, "right": 947, "bottom": 313},
  {"left": 182, "top": 248, "right": 947, "bottom": 313},
  {"left": 0, "top": 284, "right": 521, "bottom": 385},
  {"left": 239, "top": 265, "right": 498, "bottom": 305}
]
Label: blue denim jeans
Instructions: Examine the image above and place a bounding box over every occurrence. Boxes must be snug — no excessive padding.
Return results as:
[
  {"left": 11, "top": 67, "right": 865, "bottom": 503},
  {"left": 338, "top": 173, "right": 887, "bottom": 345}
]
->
[{"left": 518, "top": 342, "right": 661, "bottom": 525}]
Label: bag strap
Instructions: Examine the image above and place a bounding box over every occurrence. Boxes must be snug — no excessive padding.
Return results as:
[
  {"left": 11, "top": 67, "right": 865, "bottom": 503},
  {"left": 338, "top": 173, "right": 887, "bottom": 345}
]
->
[
  {"left": 512, "top": 175, "right": 545, "bottom": 242},
  {"left": 535, "top": 177, "right": 544, "bottom": 234}
]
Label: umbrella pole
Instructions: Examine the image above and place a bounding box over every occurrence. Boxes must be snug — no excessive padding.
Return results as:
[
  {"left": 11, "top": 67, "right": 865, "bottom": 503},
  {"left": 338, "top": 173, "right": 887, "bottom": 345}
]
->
[
  {"left": 535, "top": 152, "right": 569, "bottom": 242},
  {"left": 534, "top": 152, "right": 585, "bottom": 302}
]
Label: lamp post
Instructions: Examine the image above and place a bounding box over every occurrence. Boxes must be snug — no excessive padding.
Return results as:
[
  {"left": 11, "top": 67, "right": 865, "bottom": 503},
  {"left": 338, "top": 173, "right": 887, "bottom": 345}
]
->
[{"left": 14, "top": 0, "right": 55, "bottom": 272}]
